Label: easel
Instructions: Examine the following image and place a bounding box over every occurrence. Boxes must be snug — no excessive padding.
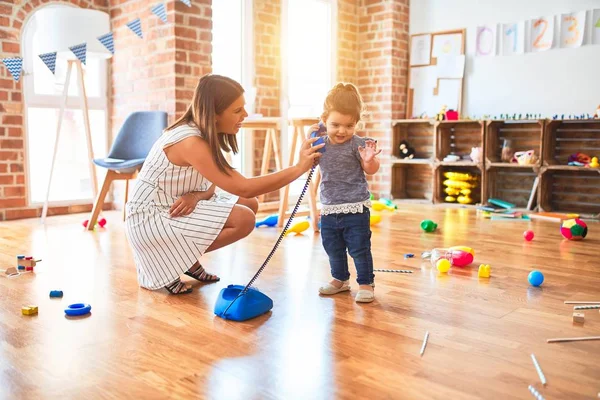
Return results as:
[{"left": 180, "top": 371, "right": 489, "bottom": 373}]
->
[
  {"left": 41, "top": 59, "right": 98, "bottom": 223},
  {"left": 240, "top": 117, "right": 282, "bottom": 203},
  {"left": 277, "top": 117, "right": 320, "bottom": 232}
]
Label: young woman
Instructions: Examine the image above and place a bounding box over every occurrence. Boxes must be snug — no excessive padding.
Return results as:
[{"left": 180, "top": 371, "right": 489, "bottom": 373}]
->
[{"left": 125, "top": 74, "right": 324, "bottom": 294}]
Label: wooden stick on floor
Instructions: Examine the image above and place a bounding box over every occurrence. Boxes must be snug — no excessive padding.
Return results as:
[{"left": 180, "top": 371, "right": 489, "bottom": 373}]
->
[
  {"left": 531, "top": 354, "right": 547, "bottom": 386},
  {"left": 547, "top": 336, "right": 600, "bottom": 343},
  {"left": 564, "top": 301, "right": 600, "bottom": 304},
  {"left": 420, "top": 331, "right": 429, "bottom": 356}
]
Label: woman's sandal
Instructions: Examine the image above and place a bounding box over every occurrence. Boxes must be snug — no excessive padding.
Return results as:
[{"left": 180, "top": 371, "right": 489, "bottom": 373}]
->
[
  {"left": 184, "top": 264, "right": 220, "bottom": 283},
  {"left": 165, "top": 278, "right": 193, "bottom": 295}
]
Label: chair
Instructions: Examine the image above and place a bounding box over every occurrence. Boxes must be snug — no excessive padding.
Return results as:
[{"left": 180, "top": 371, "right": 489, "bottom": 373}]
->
[{"left": 86, "top": 111, "right": 167, "bottom": 230}]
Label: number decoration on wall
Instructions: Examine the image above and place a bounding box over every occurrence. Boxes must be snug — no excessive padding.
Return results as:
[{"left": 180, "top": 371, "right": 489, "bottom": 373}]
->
[
  {"left": 594, "top": 9, "right": 600, "bottom": 45},
  {"left": 560, "top": 11, "right": 586, "bottom": 48},
  {"left": 502, "top": 22, "right": 524, "bottom": 55},
  {"left": 476, "top": 25, "right": 496, "bottom": 56},
  {"left": 530, "top": 16, "right": 554, "bottom": 52}
]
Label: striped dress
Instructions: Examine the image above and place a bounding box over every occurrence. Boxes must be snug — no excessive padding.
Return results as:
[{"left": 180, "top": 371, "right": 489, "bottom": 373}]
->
[{"left": 125, "top": 124, "right": 238, "bottom": 290}]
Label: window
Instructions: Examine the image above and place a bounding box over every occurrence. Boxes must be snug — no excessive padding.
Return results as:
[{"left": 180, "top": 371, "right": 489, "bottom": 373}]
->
[
  {"left": 212, "top": 0, "right": 254, "bottom": 175},
  {"left": 22, "top": 5, "right": 108, "bottom": 205}
]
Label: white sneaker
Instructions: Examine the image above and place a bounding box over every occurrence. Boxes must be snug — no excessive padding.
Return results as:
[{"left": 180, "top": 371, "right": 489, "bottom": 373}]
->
[
  {"left": 355, "top": 284, "right": 375, "bottom": 303},
  {"left": 319, "top": 280, "right": 350, "bottom": 295}
]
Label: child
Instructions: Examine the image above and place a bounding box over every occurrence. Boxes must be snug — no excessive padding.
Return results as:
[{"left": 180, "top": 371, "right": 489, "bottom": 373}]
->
[{"left": 311, "top": 82, "right": 381, "bottom": 303}]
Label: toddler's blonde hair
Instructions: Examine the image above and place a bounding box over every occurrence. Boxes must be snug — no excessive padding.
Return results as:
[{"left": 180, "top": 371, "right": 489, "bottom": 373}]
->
[{"left": 321, "top": 82, "right": 366, "bottom": 125}]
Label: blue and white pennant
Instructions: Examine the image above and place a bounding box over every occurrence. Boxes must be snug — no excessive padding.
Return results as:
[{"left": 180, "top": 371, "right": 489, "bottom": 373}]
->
[
  {"left": 152, "top": 3, "right": 168, "bottom": 24},
  {"left": 1, "top": 57, "right": 23, "bottom": 82},
  {"left": 126, "top": 18, "right": 143, "bottom": 39},
  {"left": 97, "top": 32, "right": 115, "bottom": 54},
  {"left": 179, "top": 0, "right": 191, "bottom": 7},
  {"left": 38, "top": 52, "right": 57, "bottom": 75},
  {"left": 69, "top": 43, "right": 87, "bottom": 65}
]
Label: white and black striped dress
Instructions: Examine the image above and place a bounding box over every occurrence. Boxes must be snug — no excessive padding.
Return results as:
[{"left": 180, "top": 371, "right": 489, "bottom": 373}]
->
[{"left": 125, "top": 124, "right": 238, "bottom": 290}]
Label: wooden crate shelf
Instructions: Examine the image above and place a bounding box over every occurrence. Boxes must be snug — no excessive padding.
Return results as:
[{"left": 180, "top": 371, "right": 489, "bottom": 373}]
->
[
  {"left": 391, "top": 163, "right": 434, "bottom": 203},
  {"left": 391, "top": 120, "right": 436, "bottom": 162},
  {"left": 435, "top": 164, "right": 484, "bottom": 206},
  {"left": 484, "top": 167, "right": 538, "bottom": 210},
  {"left": 485, "top": 120, "right": 544, "bottom": 168},
  {"left": 543, "top": 120, "right": 600, "bottom": 167},
  {"left": 435, "top": 120, "right": 485, "bottom": 168},
  {"left": 539, "top": 168, "right": 600, "bottom": 218}
]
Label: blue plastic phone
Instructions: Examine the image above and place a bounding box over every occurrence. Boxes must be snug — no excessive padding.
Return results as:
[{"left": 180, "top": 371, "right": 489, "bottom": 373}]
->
[{"left": 310, "top": 122, "right": 327, "bottom": 153}]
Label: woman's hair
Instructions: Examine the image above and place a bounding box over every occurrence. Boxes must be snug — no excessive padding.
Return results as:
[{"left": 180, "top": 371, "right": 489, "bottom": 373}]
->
[
  {"left": 166, "top": 74, "right": 244, "bottom": 174},
  {"left": 321, "top": 82, "right": 367, "bottom": 125}
]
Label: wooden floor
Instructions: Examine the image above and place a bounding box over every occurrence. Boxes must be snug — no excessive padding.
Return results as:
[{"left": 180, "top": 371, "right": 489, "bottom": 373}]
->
[{"left": 1, "top": 205, "right": 599, "bottom": 400}]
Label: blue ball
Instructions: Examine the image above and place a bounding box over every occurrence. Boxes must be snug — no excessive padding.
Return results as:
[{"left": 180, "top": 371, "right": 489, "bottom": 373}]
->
[{"left": 528, "top": 270, "right": 544, "bottom": 287}]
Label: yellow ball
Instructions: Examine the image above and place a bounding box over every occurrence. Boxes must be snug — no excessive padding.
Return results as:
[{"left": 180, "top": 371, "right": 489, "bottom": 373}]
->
[{"left": 436, "top": 259, "right": 451, "bottom": 273}]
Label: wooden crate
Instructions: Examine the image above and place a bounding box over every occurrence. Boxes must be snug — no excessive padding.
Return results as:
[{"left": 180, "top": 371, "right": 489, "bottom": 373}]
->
[
  {"left": 485, "top": 120, "right": 544, "bottom": 168},
  {"left": 484, "top": 167, "right": 538, "bottom": 209},
  {"left": 436, "top": 165, "right": 483, "bottom": 205},
  {"left": 391, "top": 120, "right": 436, "bottom": 162},
  {"left": 391, "top": 163, "right": 434, "bottom": 203},
  {"left": 539, "top": 168, "right": 600, "bottom": 218},
  {"left": 543, "top": 120, "right": 600, "bottom": 168},
  {"left": 436, "top": 120, "right": 485, "bottom": 167}
]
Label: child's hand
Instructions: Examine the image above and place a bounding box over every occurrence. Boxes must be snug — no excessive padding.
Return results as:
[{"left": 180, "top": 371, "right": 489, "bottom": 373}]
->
[
  {"left": 358, "top": 140, "right": 382, "bottom": 163},
  {"left": 169, "top": 185, "right": 215, "bottom": 217}
]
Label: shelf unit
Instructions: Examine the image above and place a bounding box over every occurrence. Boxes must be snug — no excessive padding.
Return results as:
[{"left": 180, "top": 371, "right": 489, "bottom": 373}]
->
[{"left": 388, "top": 118, "right": 599, "bottom": 217}]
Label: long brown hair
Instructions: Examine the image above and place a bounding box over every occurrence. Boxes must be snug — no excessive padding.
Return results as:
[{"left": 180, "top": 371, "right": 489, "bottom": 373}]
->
[
  {"left": 321, "top": 82, "right": 367, "bottom": 128},
  {"left": 167, "top": 74, "right": 244, "bottom": 174}
]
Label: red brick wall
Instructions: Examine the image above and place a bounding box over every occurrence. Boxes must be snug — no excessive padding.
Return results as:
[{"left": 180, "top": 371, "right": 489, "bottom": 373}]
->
[
  {"left": 337, "top": 0, "right": 359, "bottom": 83},
  {"left": 0, "top": 0, "right": 109, "bottom": 221},
  {"left": 357, "top": 0, "right": 409, "bottom": 198}
]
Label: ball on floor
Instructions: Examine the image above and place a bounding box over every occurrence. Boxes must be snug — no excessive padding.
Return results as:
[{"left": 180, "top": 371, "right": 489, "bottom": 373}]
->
[
  {"left": 560, "top": 218, "right": 587, "bottom": 240},
  {"left": 528, "top": 270, "right": 544, "bottom": 287},
  {"left": 523, "top": 230, "right": 534, "bottom": 241}
]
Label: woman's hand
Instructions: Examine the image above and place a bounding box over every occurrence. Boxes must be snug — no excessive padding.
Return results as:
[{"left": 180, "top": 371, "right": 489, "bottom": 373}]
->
[
  {"left": 169, "top": 185, "right": 215, "bottom": 217},
  {"left": 358, "top": 140, "right": 382, "bottom": 163},
  {"left": 296, "top": 137, "right": 324, "bottom": 172}
]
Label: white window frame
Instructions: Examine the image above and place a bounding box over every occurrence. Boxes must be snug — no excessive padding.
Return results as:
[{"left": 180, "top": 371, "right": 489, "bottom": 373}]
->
[{"left": 21, "top": 4, "right": 109, "bottom": 206}]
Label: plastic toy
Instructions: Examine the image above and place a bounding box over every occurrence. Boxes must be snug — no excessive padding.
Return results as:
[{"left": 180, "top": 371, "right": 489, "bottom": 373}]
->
[
  {"left": 589, "top": 157, "right": 599, "bottom": 168},
  {"left": 372, "top": 200, "right": 395, "bottom": 212},
  {"left": 436, "top": 259, "right": 451, "bottom": 273},
  {"left": 470, "top": 147, "right": 482, "bottom": 163},
  {"left": 404, "top": 253, "right": 414, "bottom": 258},
  {"left": 370, "top": 213, "right": 382, "bottom": 225},
  {"left": 560, "top": 218, "right": 587, "bottom": 240},
  {"left": 65, "top": 303, "right": 92, "bottom": 316},
  {"left": 310, "top": 123, "right": 327, "bottom": 153},
  {"left": 445, "top": 109, "right": 459, "bottom": 120},
  {"left": 524, "top": 230, "right": 535, "bottom": 241},
  {"left": 420, "top": 219, "right": 437, "bottom": 232},
  {"left": 50, "top": 290, "right": 63, "bottom": 298},
  {"left": 16, "top": 255, "right": 40, "bottom": 271},
  {"left": 22, "top": 305, "right": 38, "bottom": 315},
  {"left": 398, "top": 140, "right": 415, "bottom": 159},
  {"left": 478, "top": 264, "right": 491, "bottom": 278},
  {"left": 422, "top": 246, "right": 474, "bottom": 268},
  {"left": 284, "top": 220, "right": 310, "bottom": 236},
  {"left": 443, "top": 171, "right": 478, "bottom": 204},
  {"left": 83, "top": 217, "right": 107, "bottom": 229},
  {"left": 436, "top": 105, "right": 447, "bottom": 121},
  {"left": 528, "top": 270, "right": 544, "bottom": 287},
  {"left": 255, "top": 214, "right": 278, "bottom": 228},
  {"left": 595, "top": 104, "right": 600, "bottom": 119},
  {"left": 379, "top": 198, "right": 397, "bottom": 209}
]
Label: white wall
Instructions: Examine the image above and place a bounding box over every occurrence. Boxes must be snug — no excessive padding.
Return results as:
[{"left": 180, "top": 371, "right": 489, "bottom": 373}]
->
[{"left": 409, "top": 0, "right": 600, "bottom": 118}]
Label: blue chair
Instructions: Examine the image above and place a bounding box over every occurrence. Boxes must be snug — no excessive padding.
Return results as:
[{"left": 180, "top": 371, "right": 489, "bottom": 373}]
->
[{"left": 86, "top": 111, "right": 167, "bottom": 230}]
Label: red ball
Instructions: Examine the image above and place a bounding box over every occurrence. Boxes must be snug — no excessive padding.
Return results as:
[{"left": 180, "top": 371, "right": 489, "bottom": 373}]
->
[
  {"left": 523, "top": 230, "right": 534, "bottom": 241},
  {"left": 98, "top": 218, "right": 107, "bottom": 228}
]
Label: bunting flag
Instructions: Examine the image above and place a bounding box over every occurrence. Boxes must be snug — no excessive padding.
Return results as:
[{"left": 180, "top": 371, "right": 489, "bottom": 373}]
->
[
  {"left": 1, "top": 57, "right": 23, "bottom": 82},
  {"left": 126, "top": 18, "right": 143, "bottom": 39},
  {"left": 179, "top": 0, "right": 191, "bottom": 7},
  {"left": 152, "top": 3, "right": 168, "bottom": 23},
  {"left": 38, "top": 52, "right": 57, "bottom": 75},
  {"left": 69, "top": 43, "right": 87, "bottom": 65},
  {"left": 97, "top": 32, "right": 115, "bottom": 54}
]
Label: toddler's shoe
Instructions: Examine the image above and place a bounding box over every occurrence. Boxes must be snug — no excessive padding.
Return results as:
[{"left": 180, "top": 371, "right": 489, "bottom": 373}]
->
[
  {"left": 355, "top": 284, "right": 375, "bottom": 303},
  {"left": 319, "top": 279, "right": 350, "bottom": 295}
]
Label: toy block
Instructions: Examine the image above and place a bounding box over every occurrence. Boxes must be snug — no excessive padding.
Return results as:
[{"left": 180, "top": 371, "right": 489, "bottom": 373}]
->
[
  {"left": 478, "top": 264, "right": 491, "bottom": 278},
  {"left": 573, "top": 312, "right": 584, "bottom": 324},
  {"left": 49, "top": 290, "right": 63, "bottom": 298},
  {"left": 21, "top": 305, "right": 38, "bottom": 315}
]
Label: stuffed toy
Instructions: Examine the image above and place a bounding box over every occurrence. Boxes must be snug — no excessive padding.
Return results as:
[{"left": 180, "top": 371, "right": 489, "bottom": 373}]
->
[{"left": 399, "top": 140, "right": 415, "bottom": 159}]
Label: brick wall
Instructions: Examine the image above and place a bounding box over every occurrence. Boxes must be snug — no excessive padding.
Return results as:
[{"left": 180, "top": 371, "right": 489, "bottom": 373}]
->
[
  {"left": 357, "top": 0, "right": 409, "bottom": 198},
  {"left": 337, "top": 0, "right": 359, "bottom": 84},
  {"left": 0, "top": 0, "right": 110, "bottom": 221}
]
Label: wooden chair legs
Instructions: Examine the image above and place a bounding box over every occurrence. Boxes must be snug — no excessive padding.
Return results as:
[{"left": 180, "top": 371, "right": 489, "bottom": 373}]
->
[{"left": 87, "top": 169, "right": 138, "bottom": 231}]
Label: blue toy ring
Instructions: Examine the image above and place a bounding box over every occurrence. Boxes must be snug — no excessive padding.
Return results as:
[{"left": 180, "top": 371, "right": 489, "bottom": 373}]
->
[{"left": 65, "top": 303, "right": 92, "bottom": 316}]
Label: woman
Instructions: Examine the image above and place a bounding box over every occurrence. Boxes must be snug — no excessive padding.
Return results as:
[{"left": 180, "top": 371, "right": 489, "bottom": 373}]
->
[{"left": 125, "top": 74, "right": 324, "bottom": 294}]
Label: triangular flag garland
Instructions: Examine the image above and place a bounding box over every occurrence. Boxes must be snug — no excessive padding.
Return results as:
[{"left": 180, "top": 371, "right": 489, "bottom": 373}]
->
[
  {"left": 69, "top": 43, "right": 87, "bottom": 65},
  {"left": 126, "top": 18, "right": 143, "bottom": 39},
  {"left": 38, "top": 52, "right": 57, "bottom": 75},
  {"left": 179, "top": 0, "right": 191, "bottom": 7},
  {"left": 1, "top": 57, "right": 23, "bottom": 82},
  {"left": 152, "top": 3, "right": 168, "bottom": 24},
  {"left": 97, "top": 32, "right": 115, "bottom": 54}
]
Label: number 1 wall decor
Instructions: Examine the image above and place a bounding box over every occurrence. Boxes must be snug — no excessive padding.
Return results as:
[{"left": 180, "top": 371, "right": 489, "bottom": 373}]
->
[{"left": 501, "top": 22, "right": 525, "bottom": 55}]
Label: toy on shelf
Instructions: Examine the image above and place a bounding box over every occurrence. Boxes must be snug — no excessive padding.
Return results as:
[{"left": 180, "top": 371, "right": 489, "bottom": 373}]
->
[
  {"left": 595, "top": 104, "right": 600, "bottom": 119},
  {"left": 22, "top": 305, "right": 38, "bottom": 316},
  {"left": 421, "top": 246, "right": 474, "bottom": 268},
  {"left": 445, "top": 109, "right": 459, "bottom": 120},
  {"left": 284, "top": 220, "right": 310, "bottom": 236},
  {"left": 568, "top": 152, "right": 591, "bottom": 167},
  {"left": 16, "top": 255, "right": 40, "bottom": 272},
  {"left": 420, "top": 219, "right": 437, "bottom": 232},
  {"left": 255, "top": 214, "right": 278, "bottom": 228},
  {"left": 513, "top": 150, "right": 538, "bottom": 165},
  {"left": 436, "top": 105, "right": 447, "bottom": 121},
  {"left": 83, "top": 217, "right": 107, "bottom": 229},
  {"left": 589, "top": 157, "right": 599, "bottom": 168},
  {"left": 443, "top": 171, "right": 478, "bottom": 204},
  {"left": 478, "top": 264, "right": 491, "bottom": 278},
  {"left": 470, "top": 147, "right": 482, "bottom": 163},
  {"left": 560, "top": 218, "right": 588, "bottom": 240},
  {"left": 398, "top": 140, "right": 415, "bottom": 159}
]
